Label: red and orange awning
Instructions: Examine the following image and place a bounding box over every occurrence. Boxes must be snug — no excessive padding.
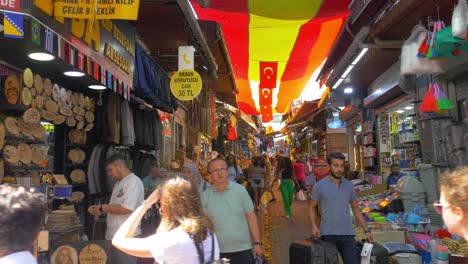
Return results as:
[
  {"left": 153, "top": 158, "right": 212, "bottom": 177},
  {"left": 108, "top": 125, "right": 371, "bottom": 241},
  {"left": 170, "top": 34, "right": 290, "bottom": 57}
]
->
[{"left": 192, "top": 0, "right": 350, "bottom": 120}]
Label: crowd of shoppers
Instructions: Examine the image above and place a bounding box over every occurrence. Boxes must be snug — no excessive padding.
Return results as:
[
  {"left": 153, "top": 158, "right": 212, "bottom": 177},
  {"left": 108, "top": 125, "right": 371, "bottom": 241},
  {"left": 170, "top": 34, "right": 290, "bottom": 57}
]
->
[{"left": 3, "top": 148, "right": 468, "bottom": 264}]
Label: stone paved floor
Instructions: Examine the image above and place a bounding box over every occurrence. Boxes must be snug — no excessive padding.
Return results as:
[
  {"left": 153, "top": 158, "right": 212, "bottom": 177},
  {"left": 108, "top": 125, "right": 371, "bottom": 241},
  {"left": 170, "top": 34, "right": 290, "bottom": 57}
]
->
[{"left": 259, "top": 188, "right": 311, "bottom": 264}]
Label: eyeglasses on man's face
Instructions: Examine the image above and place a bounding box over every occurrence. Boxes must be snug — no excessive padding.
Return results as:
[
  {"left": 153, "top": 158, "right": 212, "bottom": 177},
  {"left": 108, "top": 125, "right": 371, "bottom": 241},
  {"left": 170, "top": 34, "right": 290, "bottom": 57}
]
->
[{"left": 209, "top": 168, "right": 228, "bottom": 175}]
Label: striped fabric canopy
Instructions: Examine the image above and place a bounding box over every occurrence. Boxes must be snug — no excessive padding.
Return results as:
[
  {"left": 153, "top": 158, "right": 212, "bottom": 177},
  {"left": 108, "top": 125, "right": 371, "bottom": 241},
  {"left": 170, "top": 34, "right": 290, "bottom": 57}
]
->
[{"left": 192, "top": 0, "right": 350, "bottom": 120}]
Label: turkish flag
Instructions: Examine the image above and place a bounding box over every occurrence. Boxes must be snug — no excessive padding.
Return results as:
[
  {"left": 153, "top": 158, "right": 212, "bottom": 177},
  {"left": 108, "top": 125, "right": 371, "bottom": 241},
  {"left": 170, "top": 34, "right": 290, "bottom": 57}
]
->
[
  {"left": 261, "top": 105, "right": 273, "bottom": 123},
  {"left": 259, "top": 61, "right": 278, "bottom": 88},
  {"left": 259, "top": 86, "right": 273, "bottom": 107}
]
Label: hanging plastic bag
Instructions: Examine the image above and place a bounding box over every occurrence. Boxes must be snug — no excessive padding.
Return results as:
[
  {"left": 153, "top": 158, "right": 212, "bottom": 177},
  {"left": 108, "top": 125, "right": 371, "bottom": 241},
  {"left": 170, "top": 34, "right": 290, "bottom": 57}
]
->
[
  {"left": 452, "top": 0, "right": 468, "bottom": 39},
  {"left": 434, "top": 26, "right": 468, "bottom": 60},
  {"left": 426, "top": 21, "right": 446, "bottom": 60},
  {"left": 433, "top": 82, "right": 455, "bottom": 111},
  {"left": 420, "top": 83, "right": 438, "bottom": 112},
  {"left": 401, "top": 25, "right": 443, "bottom": 74}
]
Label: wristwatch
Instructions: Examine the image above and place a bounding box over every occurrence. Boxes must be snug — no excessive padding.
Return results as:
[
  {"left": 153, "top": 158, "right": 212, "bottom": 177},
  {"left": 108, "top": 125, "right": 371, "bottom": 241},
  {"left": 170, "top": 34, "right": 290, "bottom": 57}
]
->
[{"left": 253, "top": 242, "right": 263, "bottom": 246}]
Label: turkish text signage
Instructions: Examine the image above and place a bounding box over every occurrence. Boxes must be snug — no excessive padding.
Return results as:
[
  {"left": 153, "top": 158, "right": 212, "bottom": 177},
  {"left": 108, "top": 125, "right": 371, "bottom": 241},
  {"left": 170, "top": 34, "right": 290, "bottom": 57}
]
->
[
  {"left": 0, "top": 0, "right": 20, "bottom": 11},
  {"left": 32, "top": 2, "right": 135, "bottom": 88},
  {"left": 54, "top": 0, "right": 140, "bottom": 20}
]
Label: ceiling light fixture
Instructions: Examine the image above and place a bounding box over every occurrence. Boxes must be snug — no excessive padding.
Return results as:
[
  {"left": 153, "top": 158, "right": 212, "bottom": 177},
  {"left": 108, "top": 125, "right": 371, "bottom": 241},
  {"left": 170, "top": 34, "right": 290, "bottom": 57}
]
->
[
  {"left": 404, "top": 106, "right": 413, "bottom": 110},
  {"left": 344, "top": 87, "right": 353, "bottom": 94},
  {"left": 64, "top": 71, "right": 85, "bottom": 77},
  {"left": 351, "top": 48, "right": 369, "bottom": 65},
  {"left": 396, "top": 110, "right": 405, "bottom": 113},
  {"left": 28, "top": 52, "right": 55, "bottom": 61},
  {"left": 88, "top": 85, "right": 107, "bottom": 90},
  {"left": 341, "top": 65, "right": 354, "bottom": 78},
  {"left": 332, "top": 78, "right": 344, "bottom": 89}
]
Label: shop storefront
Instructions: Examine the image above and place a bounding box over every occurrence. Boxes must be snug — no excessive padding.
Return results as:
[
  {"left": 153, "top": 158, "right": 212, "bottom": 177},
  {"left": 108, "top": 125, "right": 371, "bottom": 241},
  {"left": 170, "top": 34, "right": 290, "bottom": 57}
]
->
[{"left": 0, "top": 2, "right": 178, "bottom": 262}]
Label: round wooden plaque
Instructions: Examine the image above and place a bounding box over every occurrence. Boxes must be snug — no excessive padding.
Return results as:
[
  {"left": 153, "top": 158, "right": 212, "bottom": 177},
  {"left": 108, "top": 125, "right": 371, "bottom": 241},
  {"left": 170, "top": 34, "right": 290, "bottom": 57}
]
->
[{"left": 4, "top": 75, "right": 20, "bottom": 105}]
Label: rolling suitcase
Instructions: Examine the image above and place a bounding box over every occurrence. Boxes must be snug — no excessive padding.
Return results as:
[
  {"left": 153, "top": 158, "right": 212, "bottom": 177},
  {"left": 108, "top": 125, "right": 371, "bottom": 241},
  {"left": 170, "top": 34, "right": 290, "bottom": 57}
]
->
[{"left": 289, "top": 238, "right": 339, "bottom": 264}]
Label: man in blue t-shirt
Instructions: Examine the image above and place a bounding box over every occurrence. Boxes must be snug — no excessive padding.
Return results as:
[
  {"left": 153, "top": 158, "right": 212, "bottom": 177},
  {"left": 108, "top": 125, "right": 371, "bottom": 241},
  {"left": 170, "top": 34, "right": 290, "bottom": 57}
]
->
[
  {"left": 387, "top": 164, "right": 404, "bottom": 189},
  {"left": 308, "top": 152, "right": 373, "bottom": 264}
]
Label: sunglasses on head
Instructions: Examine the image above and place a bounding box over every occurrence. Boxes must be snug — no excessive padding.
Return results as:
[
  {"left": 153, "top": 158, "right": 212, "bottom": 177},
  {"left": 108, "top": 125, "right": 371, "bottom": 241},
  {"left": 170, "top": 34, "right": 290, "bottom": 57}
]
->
[{"left": 433, "top": 201, "right": 443, "bottom": 215}]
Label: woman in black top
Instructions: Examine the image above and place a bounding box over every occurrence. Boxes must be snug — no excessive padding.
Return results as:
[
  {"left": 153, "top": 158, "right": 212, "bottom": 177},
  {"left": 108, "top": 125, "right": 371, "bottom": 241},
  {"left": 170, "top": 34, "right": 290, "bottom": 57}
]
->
[{"left": 280, "top": 157, "right": 297, "bottom": 219}]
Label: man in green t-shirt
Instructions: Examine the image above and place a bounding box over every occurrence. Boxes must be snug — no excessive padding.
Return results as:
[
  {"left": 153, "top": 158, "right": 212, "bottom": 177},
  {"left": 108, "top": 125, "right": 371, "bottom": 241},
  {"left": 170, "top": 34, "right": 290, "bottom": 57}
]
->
[{"left": 142, "top": 166, "right": 166, "bottom": 196}]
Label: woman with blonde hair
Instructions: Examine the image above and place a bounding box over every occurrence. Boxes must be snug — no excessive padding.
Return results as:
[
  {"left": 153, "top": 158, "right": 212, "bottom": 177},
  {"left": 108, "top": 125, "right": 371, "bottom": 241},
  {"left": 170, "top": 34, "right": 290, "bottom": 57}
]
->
[
  {"left": 435, "top": 167, "right": 468, "bottom": 241},
  {"left": 112, "top": 174, "right": 220, "bottom": 263}
]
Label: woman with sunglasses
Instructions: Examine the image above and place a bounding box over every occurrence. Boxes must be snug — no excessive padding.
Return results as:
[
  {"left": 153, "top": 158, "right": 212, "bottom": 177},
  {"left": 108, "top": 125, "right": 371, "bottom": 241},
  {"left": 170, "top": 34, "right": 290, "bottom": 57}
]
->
[
  {"left": 435, "top": 167, "right": 468, "bottom": 241},
  {"left": 112, "top": 174, "right": 220, "bottom": 263}
]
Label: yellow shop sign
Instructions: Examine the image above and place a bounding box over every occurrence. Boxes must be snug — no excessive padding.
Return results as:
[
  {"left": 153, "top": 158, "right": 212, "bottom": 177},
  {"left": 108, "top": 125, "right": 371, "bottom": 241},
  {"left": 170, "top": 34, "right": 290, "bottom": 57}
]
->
[{"left": 53, "top": 0, "right": 140, "bottom": 20}]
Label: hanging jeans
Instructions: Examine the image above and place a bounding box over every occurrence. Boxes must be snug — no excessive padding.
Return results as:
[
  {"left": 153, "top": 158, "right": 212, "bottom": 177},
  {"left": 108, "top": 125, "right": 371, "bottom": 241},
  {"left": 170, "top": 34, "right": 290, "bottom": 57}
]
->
[{"left": 280, "top": 179, "right": 294, "bottom": 217}]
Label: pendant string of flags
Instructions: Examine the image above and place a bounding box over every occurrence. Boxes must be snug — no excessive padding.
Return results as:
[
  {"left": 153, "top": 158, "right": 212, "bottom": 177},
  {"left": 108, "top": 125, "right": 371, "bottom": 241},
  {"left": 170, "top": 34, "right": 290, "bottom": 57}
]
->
[{"left": 0, "top": 11, "right": 131, "bottom": 100}]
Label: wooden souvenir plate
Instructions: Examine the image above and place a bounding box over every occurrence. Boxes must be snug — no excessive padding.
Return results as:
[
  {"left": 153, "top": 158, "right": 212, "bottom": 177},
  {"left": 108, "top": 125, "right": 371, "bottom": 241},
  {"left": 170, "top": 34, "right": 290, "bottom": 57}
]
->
[
  {"left": 76, "top": 121, "right": 84, "bottom": 130},
  {"left": 32, "top": 123, "right": 46, "bottom": 139},
  {"left": 4, "top": 117, "right": 20, "bottom": 136},
  {"left": 0, "top": 122, "right": 5, "bottom": 151},
  {"left": 31, "top": 87, "right": 37, "bottom": 97},
  {"left": 70, "top": 169, "right": 86, "bottom": 184},
  {"left": 79, "top": 243, "right": 107, "bottom": 264},
  {"left": 21, "top": 87, "right": 32, "bottom": 106},
  {"left": 43, "top": 78, "right": 52, "bottom": 96},
  {"left": 66, "top": 117, "right": 77, "bottom": 127},
  {"left": 36, "top": 95, "right": 44, "bottom": 109},
  {"left": 73, "top": 106, "right": 85, "bottom": 116},
  {"left": 85, "top": 111, "right": 94, "bottom": 123},
  {"left": 90, "top": 98, "right": 96, "bottom": 112},
  {"left": 84, "top": 123, "right": 94, "bottom": 132},
  {"left": 34, "top": 74, "right": 44, "bottom": 94},
  {"left": 0, "top": 159, "right": 4, "bottom": 183},
  {"left": 18, "top": 118, "right": 34, "bottom": 137},
  {"left": 45, "top": 100, "right": 58, "bottom": 113},
  {"left": 75, "top": 115, "right": 84, "bottom": 122},
  {"left": 51, "top": 245, "right": 78, "bottom": 264},
  {"left": 78, "top": 93, "right": 85, "bottom": 108},
  {"left": 66, "top": 90, "right": 73, "bottom": 105},
  {"left": 60, "top": 87, "right": 67, "bottom": 103},
  {"left": 52, "top": 84, "right": 60, "bottom": 102},
  {"left": 57, "top": 100, "right": 64, "bottom": 108},
  {"left": 68, "top": 129, "right": 86, "bottom": 144},
  {"left": 68, "top": 148, "right": 86, "bottom": 163},
  {"left": 84, "top": 96, "right": 91, "bottom": 110},
  {"left": 31, "top": 146, "right": 46, "bottom": 165},
  {"left": 3, "top": 145, "right": 19, "bottom": 164},
  {"left": 4, "top": 75, "right": 20, "bottom": 104},
  {"left": 23, "top": 108, "right": 41, "bottom": 124},
  {"left": 41, "top": 110, "right": 56, "bottom": 122},
  {"left": 53, "top": 115, "right": 66, "bottom": 125},
  {"left": 72, "top": 92, "right": 79, "bottom": 107},
  {"left": 23, "top": 68, "right": 33, "bottom": 88},
  {"left": 17, "top": 143, "right": 32, "bottom": 165},
  {"left": 59, "top": 106, "right": 73, "bottom": 117}
]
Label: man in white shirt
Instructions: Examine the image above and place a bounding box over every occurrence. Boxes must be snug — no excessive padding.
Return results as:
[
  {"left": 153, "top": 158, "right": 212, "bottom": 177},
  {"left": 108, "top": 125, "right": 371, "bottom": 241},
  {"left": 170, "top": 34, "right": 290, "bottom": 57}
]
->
[
  {"left": 88, "top": 154, "right": 144, "bottom": 264},
  {"left": 0, "top": 185, "right": 45, "bottom": 264}
]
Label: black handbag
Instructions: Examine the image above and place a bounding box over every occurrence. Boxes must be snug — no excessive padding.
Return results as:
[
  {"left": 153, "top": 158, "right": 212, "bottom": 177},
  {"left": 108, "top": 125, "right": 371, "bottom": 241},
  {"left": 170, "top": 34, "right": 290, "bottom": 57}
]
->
[{"left": 192, "top": 234, "right": 230, "bottom": 264}]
